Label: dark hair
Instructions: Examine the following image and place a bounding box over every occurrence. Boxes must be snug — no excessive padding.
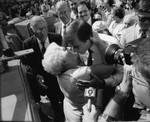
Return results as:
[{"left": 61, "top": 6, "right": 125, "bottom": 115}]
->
[
  {"left": 107, "top": 0, "right": 114, "bottom": 7},
  {"left": 78, "top": 0, "right": 91, "bottom": 11},
  {"left": 0, "top": 12, "right": 7, "bottom": 21},
  {"left": 131, "top": 0, "right": 140, "bottom": 10},
  {"left": 137, "top": 0, "right": 150, "bottom": 12},
  {"left": 65, "top": 19, "right": 92, "bottom": 43},
  {"left": 113, "top": 7, "right": 125, "bottom": 19},
  {"left": 77, "top": 19, "right": 92, "bottom": 42},
  {"left": 132, "top": 37, "right": 150, "bottom": 80}
]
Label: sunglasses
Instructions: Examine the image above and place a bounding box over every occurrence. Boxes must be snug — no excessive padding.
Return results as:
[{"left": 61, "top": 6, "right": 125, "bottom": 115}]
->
[
  {"left": 138, "top": 16, "right": 150, "bottom": 22},
  {"left": 70, "top": 2, "right": 77, "bottom": 6}
]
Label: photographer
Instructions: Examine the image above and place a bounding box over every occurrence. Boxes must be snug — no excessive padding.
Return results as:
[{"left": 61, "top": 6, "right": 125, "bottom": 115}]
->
[
  {"left": 82, "top": 37, "right": 150, "bottom": 121},
  {"left": 120, "top": 0, "right": 150, "bottom": 48}
]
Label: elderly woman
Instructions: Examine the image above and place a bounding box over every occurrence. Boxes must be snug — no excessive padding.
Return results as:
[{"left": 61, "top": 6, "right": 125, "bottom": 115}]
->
[
  {"left": 123, "top": 14, "right": 136, "bottom": 29},
  {"left": 42, "top": 42, "right": 102, "bottom": 122}
]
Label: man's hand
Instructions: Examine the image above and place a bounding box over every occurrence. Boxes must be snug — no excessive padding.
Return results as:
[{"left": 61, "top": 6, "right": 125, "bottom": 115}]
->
[
  {"left": 36, "top": 75, "right": 48, "bottom": 90},
  {"left": 76, "top": 73, "right": 106, "bottom": 90},
  {"left": 82, "top": 104, "right": 98, "bottom": 122},
  {"left": 119, "top": 64, "right": 133, "bottom": 93}
]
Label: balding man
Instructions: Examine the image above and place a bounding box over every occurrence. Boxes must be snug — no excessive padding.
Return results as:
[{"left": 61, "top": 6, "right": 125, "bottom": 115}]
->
[{"left": 21, "top": 16, "right": 64, "bottom": 122}]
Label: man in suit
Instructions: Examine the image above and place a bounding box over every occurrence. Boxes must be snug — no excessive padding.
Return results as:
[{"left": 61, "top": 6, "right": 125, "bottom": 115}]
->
[
  {"left": 65, "top": 19, "right": 122, "bottom": 116},
  {"left": 120, "top": 0, "right": 150, "bottom": 48},
  {"left": 54, "top": 1, "right": 73, "bottom": 47},
  {"left": 77, "top": 0, "right": 96, "bottom": 25},
  {"left": 21, "top": 16, "right": 64, "bottom": 122}
]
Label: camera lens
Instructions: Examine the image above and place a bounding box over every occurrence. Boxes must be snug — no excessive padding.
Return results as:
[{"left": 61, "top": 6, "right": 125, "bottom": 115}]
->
[{"left": 105, "top": 44, "right": 121, "bottom": 64}]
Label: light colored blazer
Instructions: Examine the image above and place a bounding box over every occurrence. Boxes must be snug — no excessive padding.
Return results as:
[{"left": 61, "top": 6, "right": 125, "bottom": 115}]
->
[
  {"left": 54, "top": 19, "right": 74, "bottom": 36},
  {"left": 54, "top": 21, "right": 62, "bottom": 35}
]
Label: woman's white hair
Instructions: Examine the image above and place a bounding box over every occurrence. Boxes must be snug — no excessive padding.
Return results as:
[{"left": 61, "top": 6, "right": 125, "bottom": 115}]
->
[{"left": 42, "top": 42, "right": 67, "bottom": 76}]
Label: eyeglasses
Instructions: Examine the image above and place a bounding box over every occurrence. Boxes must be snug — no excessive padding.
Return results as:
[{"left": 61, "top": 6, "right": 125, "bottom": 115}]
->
[
  {"left": 70, "top": 2, "right": 77, "bottom": 6},
  {"left": 58, "top": 10, "right": 69, "bottom": 16},
  {"left": 124, "top": 22, "right": 131, "bottom": 27},
  {"left": 138, "top": 16, "right": 150, "bottom": 22},
  {"left": 35, "top": 26, "right": 47, "bottom": 33}
]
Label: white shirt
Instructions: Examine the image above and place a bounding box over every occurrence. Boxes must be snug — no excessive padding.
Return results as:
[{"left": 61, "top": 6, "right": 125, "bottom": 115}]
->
[
  {"left": 108, "top": 20, "right": 125, "bottom": 40},
  {"left": 61, "top": 19, "right": 72, "bottom": 37},
  {"left": 87, "top": 17, "right": 92, "bottom": 25},
  {"left": 98, "top": 33, "right": 120, "bottom": 46},
  {"left": 37, "top": 37, "right": 49, "bottom": 52}
]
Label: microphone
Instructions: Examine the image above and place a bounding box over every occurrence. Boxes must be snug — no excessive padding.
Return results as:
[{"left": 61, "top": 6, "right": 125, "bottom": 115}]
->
[{"left": 84, "top": 87, "right": 97, "bottom": 112}]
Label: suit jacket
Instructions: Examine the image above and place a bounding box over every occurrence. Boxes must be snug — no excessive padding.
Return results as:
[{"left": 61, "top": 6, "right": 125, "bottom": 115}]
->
[
  {"left": 54, "top": 19, "right": 74, "bottom": 35},
  {"left": 54, "top": 19, "right": 74, "bottom": 47},
  {"left": 54, "top": 21, "right": 62, "bottom": 35},
  {"left": 21, "top": 32, "right": 62, "bottom": 86}
]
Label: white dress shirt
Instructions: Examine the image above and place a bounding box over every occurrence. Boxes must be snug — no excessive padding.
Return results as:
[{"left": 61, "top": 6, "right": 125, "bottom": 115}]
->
[{"left": 37, "top": 37, "right": 49, "bottom": 52}]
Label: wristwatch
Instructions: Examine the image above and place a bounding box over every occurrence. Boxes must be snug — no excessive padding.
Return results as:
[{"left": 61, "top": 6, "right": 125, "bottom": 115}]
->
[
  {"left": 100, "top": 114, "right": 117, "bottom": 122},
  {"left": 115, "top": 85, "right": 129, "bottom": 97}
]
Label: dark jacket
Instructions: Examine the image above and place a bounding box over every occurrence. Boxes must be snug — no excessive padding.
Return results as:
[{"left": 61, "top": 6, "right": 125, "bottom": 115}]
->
[{"left": 21, "top": 32, "right": 62, "bottom": 85}]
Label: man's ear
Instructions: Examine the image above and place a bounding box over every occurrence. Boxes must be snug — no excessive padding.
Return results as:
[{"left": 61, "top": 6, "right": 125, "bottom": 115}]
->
[
  {"left": 30, "top": 25, "right": 34, "bottom": 32},
  {"left": 27, "top": 23, "right": 34, "bottom": 36}
]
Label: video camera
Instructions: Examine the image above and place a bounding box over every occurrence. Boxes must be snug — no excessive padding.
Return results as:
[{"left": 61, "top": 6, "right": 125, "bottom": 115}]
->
[{"left": 105, "top": 38, "right": 144, "bottom": 65}]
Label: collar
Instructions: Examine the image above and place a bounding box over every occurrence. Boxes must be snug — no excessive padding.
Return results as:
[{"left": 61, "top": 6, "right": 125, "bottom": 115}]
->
[
  {"left": 37, "top": 37, "right": 49, "bottom": 49},
  {"left": 87, "top": 17, "right": 92, "bottom": 25},
  {"left": 135, "top": 23, "right": 142, "bottom": 35},
  {"left": 61, "top": 19, "right": 72, "bottom": 27},
  {"left": 135, "top": 22, "right": 148, "bottom": 34}
]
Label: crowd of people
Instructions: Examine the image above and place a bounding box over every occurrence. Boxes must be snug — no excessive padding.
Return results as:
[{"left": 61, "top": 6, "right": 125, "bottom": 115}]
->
[{"left": 0, "top": 0, "right": 150, "bottom": 122}]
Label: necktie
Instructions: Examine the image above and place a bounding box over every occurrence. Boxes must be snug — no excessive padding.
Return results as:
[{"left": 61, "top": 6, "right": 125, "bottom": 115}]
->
[
  {"left": 141, "top": 30, "right": 147, "bottom": 38},
  {"left": 41, "top": 42, "right": 46, "bottom": 54},
  {"left": 62, "top": 25, "right": 68, "bottom": 47},
  {"left": 87, "top": 49, "right": 93, "bottom": 66},
  {"left": 62, "top": 25, "right": 66, "bottom": 38}
]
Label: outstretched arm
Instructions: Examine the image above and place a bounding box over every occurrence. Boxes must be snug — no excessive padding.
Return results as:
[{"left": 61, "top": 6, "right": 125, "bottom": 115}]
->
[
  {"left": 82, "top": 64, "right": 133, "bottom": 122},
  {"left": 98, "top": 64, "right": 133, "bottom": 121},
  {"left": 89, "top": 31, "right": 116, "bottom": 79}
]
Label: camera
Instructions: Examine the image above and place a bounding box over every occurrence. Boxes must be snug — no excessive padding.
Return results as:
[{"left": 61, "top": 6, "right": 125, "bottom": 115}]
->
[
  {"left": 105, "top": 37, "right": 145, "bottom": 65},
  {"left": 105, "top": 44, "right": 137, "bottom": 65}
]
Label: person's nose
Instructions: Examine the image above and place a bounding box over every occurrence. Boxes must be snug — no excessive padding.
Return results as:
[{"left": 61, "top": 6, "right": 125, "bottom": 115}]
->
[
  {"left": 124, "top": 23, "right": 128, "bottom": 28},
  {"left": 145, "top": 19, "right": 150, "bottom": 24},
  {"left": 72, "top": 48, "right": 78, "bottom": 53}
]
